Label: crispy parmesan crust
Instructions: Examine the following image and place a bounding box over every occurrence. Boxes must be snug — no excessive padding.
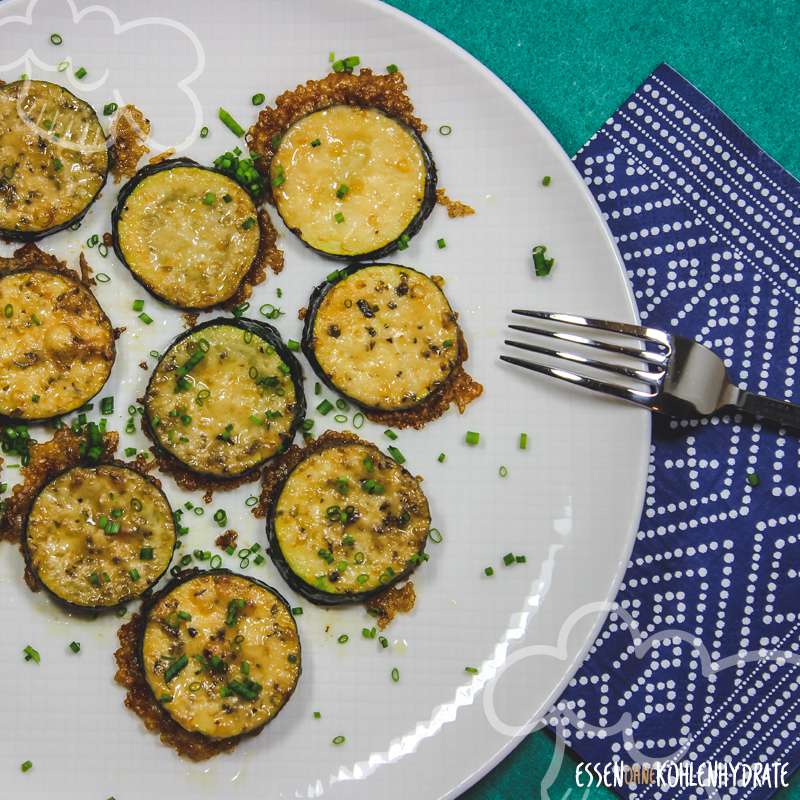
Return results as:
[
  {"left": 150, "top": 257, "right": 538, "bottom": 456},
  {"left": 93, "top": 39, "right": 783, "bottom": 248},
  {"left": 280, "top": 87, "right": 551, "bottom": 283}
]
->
[
  {"left": 366, "top": 581, "right": 416, "bottom": 628},
  {"left": 0, "top": 242, "right": 72, "bottom": 278},
  {"left": 78, "top": 252, "right": 95, "bottom": 286},
  {"left": 436, "top": 188, "right": 475, "bottom": 218},
  {"left": 114, "top": 608, "right": 239, "bottom": 761},
  {"left": 110, "top": 105, "right": 151, "bottom": 183},
  {"left": 220, "top": 209, "right": 284, "bottom": 310},
  {"left": 363, "top": 330, "right": 483, "bottom": 429},
  {"left": 0, "top": 426, "right": 119, "bottom": 567},
  {"left": 247, "top": 69, "right": 425, "bottom": 203}
]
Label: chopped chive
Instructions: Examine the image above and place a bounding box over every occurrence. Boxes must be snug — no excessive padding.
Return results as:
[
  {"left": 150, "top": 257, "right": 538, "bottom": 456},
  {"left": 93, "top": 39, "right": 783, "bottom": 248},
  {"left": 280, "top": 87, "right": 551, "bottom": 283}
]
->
[
  {"left": 438, "top": 124, "right": 452, "bottom": 136},
  {"left": 21, "top": 760, "right": 33, "bottom": 773},
  {"left": 50, "top": 33, "right": 63, "bottom": 45},
  {"left": 484, "top": 566, "right": 494, "bottom": 576},
  {"left": 310, "top": 138, "right": 321, "bottom": 147},
  {"left": 200, "top": 125, "right": 209, "bottom": 138},
  {"left": 272, "top": 164, "right": 286, "bottom": 187},
  {"left": 465, "top": 431, "right": 480, "bottom": 446},
  {"left": 74, "top": 66, "right": 87, "bottom": 79},
  {"left": 378, "top": 636, "right": 389, "bottom": 648},
  {"left": 428, "top": 528, "right": 443, "bottom": 543},
  {"left": 209, "top": 555, "right": 222, "bottom": 569},
  {"left": 396, "top": 233, "right": 410, "bottom": 250},
  {"left": 499, "top": 465, "right": 508, "bottom": 478},
  {"left": 386, "top": 64, "right": 399, "bottom": 74},
  {"left": 384, "top": 429, "right": 398, "bottom": 441},
  {"left": 532, "top": 244, "right": 555, "bottom": 277},
  {"left": 313, "top": 711, "right": 321, "bottom": 719},
  {"left": 287, "top": 339, "right": 300, "bottom": 351},
  {"left": 337, "top": 634, "right": 349, "bottom": 644},
  {"left": 4, "top": 303, "right": 13, "bottom": 317},
  {"left": 95, "top": 272, "right": 110, "bottom": 283},
  {"left": 138, "top": 312, "right": 153, "bottom": 325},
  {"left": 103, "top": 101, "right": 118, "bottom": 115},
  {"left": 746, "top": 472, "right": 760, "bottom": 487},
  {"left": 218, "top": 107, "right": 245, "bottom": 137},
  {"left": 139, "top": 547, "right": 154, "bottom": 560},
  {"left": 53, "top": 158, "right": 63, "bottom": 171},
  {"left": 251, "top": 92, "right": 266, "bottom": 105},
  {"left": 129, "top": 568, "right": 140, "bottom": 581},
  {"left": 519, "top": 432, "right": 528, "bottom": 450},
  {"left": 317, "top": 399, "right": 334, "bottom": 415},
  {"left": 164, "top": 654, "right": 188, "bottom": 682},
  {"left": 336, "top": 184, "right": 349, "bottom": 199},
  {"left": 202, "top": 191, "right": 216, "bottom": 205},
  {"left": 132, "top": 299, "right": 144, "bottom": 312},
  {"left": 387, "top": 445, "right": 405, "bottom": 464},
  {"left": 542, "top": 175, "right": 552, "bottom": 187},
  {"left": 437, "top": 452, "right": 446, "bottom": 463},
  {"left": 516, "top": 555, "right": 527, "bottom": 563},
  {"left": 391, "top": 667, "right": 400, "bottom": 682},
  {"left": 242, "top": 216, "right": 257, "bottom": 230},
  {"left": 57, "top": 59, "right": 69, "bottom": 72},
  {"left": 213, "top": 509, "right": 228, "bottom": 527},
  {"left": 465, "top": 666, "right": 479, "bottom": 674},
  {"left": 334, "top": 211, "right": 345, "bottom": 224},
  {"left": 332, "top": 735, "right": 346, "bottom": 745},
  {"left": 436, "top": 238, "right": 446, "bottom": 249},
  {"left": 23, "top": 645, "right": 41, "bottom": 664},
  {"left": 291, "top": 607, "right": 303, "bottom": 616},
  {"left": 502, "top": 552, "right": 515, "bottom": 566}
]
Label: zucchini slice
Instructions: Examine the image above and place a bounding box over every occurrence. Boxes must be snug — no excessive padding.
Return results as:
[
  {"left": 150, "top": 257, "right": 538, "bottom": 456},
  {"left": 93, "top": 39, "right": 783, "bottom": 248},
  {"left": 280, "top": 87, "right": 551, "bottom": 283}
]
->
[
  {"left": 140, "top": 570, "right": 300, "bottom": 739},
  {"left": 0, "top": 80, "right": 108, "bottom": 240},
  {"left": 0, "top": 268, "right": 115, "bottom": 420},
  {"left": 302, "top": 264, "right": 461, "bottom": 412},
  {"left": 270, "top": 105, "right": 436, "bottom": 260},
  {"left": 23, "top": 464, "right": 176, "bottom": 609},
  {"left": 268, "top": 437, "right": 430, "bottom": 604},
  {"left": 111, "top": 159, "right": 262, "bottom": 309},
  {"left": 145, "top": 318, "right": 305, "bottom": 478}
]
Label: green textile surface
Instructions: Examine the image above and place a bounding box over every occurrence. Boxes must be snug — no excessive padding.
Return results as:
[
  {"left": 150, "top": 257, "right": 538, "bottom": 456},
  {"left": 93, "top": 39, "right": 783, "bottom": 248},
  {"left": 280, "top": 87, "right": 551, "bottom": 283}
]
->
[{"left": 383, "top": 0, "right": 800, "bottom": 797}]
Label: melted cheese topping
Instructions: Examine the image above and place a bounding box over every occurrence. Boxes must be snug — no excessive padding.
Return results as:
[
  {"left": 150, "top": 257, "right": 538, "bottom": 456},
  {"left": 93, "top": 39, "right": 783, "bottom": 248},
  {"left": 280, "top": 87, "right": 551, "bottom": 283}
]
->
[
  {"left": 310, "top": 265, "right": 459, "bottom": 410},
  {"left": 142, "top": 572, "right": 300, "bottom": 739},
  {"left": 271, "top": 106, "right": 427, "bottom": 256},
  {"left": 116, "top": 165, "right": 260, "bottom": 308},
  {"left": 25, "top": 465, "right": 175, "bottom": 607},
  {"left": 273, "top": 442, "right": 430, "bottom": 597},
  {"left": 0, "top": 269, "right": 114, "bottom": 419},
  {"left": 0, "top": 81, "right": 107, "bottom": 234},
  {"left": 146, "top": 324, "right": 298, "bottom": 477}
]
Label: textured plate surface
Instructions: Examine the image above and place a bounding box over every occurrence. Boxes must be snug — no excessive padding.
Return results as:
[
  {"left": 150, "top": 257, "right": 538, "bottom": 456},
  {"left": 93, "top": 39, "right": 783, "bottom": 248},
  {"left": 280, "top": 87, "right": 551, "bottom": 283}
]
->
[{"left": 0, "top": 1, "right": 648, "bottom": 798}]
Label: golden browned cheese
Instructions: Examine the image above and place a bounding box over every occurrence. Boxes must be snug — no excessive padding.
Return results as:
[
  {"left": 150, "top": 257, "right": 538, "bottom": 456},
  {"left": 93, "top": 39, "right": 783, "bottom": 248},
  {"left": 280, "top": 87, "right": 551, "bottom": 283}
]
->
[
  {"left": 109, "top": 104, "right": 150, "bottom": 182},
  {"left": 0, "top": 80, "right": 108, "bottom": 234},
  {"left": 146, "top": 324, "right": 298, "bottom": 477},
  {"left": 142, "top": 572, "right": 300, "bottom": 738},
  {"left": 25, "top": 464, "right": 175, "bottom": 607},
  {"left": 0, "top": 269, "right": 115, "bottom": 419},
  {"left": 310, "top": 265, "right": 460, "bottom": 410},
  {"left": 273, "top": 440, "right": 430, "bottom": 596},
  {"left": 116, "top": 166, "right": 260, "bottom": 308},
  {"left": 272, "top": 106, "right": 427, "bottom": 256}
]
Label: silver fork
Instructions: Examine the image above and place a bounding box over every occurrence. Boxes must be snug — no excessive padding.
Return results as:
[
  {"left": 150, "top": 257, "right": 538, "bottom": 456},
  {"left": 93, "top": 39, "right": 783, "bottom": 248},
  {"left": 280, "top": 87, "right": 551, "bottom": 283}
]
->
[{"left": 500, "top": 310, "right": 800, "bottom": 431}]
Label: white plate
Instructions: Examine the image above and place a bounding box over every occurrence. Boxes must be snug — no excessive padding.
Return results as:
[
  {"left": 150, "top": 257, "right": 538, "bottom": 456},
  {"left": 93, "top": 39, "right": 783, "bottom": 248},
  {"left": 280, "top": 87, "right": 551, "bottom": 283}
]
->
[{"left": 0, "top": 1, "right": 649, "bottom": 798}]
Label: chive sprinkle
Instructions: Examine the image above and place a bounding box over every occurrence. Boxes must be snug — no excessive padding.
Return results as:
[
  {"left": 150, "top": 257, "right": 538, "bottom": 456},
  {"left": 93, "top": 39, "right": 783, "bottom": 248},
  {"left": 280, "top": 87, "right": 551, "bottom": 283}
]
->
[
  {"left": 747, "top": 472, "right": 760, "bottom": 487},
  {"left": 437, "top": 238, "right": 446, "bottom": 249},
  {"left": 139, "top": 547, "right": 154, "bottom": 560},
  {"left": 465, "top": 666, "right": 479, "bottom": 674},
  {"left": 532, "top": 244, "right": 555, "bottom": 277},
  {"left": 386, "top": 64, "right": 399, "bottom": 74},
  {"left": 438, "top": 124, "right": 452, "bottom": 136},
  {"left": 251, "top": 92, "right": 266, "bottom": 105},
  {"left": 132, "top": 299, "right": 144, "bottom": 312},
  {"left": 499, "top": 465, "right": 509, "bottom": 478},
  {"left": 428, "top": 528, "right": 443, "bottom": 543},
  {"left": 484, "top": 566, "right": 494, "bottom": 576},
  {"left": 465, "top": 431, "right": 480, "bottom": 446},
  {"left": 379, "top": 636, "right": 389, "bottom": 648},
  {"left": 74, "top": 66, "right": 87, "bottom": 79},
  {"left": 23, "top": 645, "right": 40, "bottom": 664},
  {"left": 519, "top": 432, "right": 528, "bottom": 450},
  {"left": 503, "top": 552, "right": 515, "bottom": 566},
  {"left": 310, "top": 138, "right": 321, "bottom": 147},
  {"left": 391, "top": 667, "right": 400, "bottom": 682},
  {"left": 437, "top": 452, "right": 446, "bottom": 463},
  {"left": 313, "top": 711, "right": 321, "bottom": 719},
  {"left": 317, "top": 399, "right": 334, "bottom": 415},
  {"left": 21, "top": 760, "right": 33, "bottom": 773},
  {"left": 103, "top": 101, "right": 118, "bottom": 115},
  {"left": 334, "top": 211, "right": 345, "bottom": 224},
  {"left": 50, "top": 33, "right": 63, "bottom": 45},
  {"left": 336, "top": 184, "right": 349, "bottom": 199},
  {"left": 164, "top": 654, "right": 188, "bottom": 683},
  {"left": 138, "top": 312, "right": 153, "bottom": 324},
  {"left": 202, "top": 191, "right": 216, "bottom": 205},
  {"left": 384, "top": 429, "right": 398, "bottom": 441},
  {"left": 337, "top": 634, "right": 349, "bottom": 644},
  {"left": 287, "top": 339, "right": 300, "bottom": 351},
  {"left": 218, "top": 107, "right": 245, "bottom": 137},
  {"left": 200, "top": 125, "right": 209, "bottom": 138},
  {"left": 542, "top": 175, "right": 552, "bottom": 186},
  {"left": 332, "top": 735, "right": 346, "bottom": 745},
  {"left": 213, "top": 509, "right": 228, "bottom": 527},
  {"left": 387, "top": 445, "right": 405, "bottom": 464}
]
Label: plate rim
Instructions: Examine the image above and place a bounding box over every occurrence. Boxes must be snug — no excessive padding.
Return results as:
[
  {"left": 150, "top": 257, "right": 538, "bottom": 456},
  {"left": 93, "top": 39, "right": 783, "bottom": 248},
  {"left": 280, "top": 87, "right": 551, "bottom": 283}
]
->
[{"left": 359, "top": 1, "right": 651, "bottom": 796}]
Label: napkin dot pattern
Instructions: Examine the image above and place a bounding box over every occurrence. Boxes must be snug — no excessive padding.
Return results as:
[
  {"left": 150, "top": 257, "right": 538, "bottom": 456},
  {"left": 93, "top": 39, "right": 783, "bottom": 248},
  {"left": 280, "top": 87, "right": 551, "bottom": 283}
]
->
[{"left": 551, "top": 63, "right": 800, "bottom": 800}]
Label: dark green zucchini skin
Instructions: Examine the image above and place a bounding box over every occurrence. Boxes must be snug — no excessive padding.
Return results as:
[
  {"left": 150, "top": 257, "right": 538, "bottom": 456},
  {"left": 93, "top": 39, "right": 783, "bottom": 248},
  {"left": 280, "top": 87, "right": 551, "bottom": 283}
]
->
[
  {"left": 110, "top": 158, "right": 263, "bottom": 310},
  {"left": 0, "top": 265, "right": 116, "bottom": 424},
  {"left": 21, "top": 461, "right": 177, "bottom": 614},
  {"left": 0, "top": 82, "right": 110, "bottom": 242},
  {"left": 300, "top": 263, "right": 459, "bottom": 414},
  {"left": 272, "top": 108, "right": 437, "bottom": 262},
  {"left": 135, "top": 567, "right": 301, "bottom": 738},
  {"left": 143, "top": 316, "right": 306, "bottom": 479},
  {"left": 265, "top": 437, "right": 427, "bottom": 606}
]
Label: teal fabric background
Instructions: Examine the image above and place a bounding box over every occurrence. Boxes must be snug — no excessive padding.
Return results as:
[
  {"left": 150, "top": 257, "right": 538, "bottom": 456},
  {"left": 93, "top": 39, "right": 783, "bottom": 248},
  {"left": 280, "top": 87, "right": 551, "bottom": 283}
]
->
[{"left": 383, "top": 1, "right": 800, "bottom": 797}]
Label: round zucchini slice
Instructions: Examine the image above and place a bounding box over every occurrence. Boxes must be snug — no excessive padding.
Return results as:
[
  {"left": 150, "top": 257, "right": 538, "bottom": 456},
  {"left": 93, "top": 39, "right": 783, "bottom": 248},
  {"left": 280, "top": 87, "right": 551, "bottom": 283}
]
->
[
  {"left": 270, "top": 105, "right": 436, "bottom": 260},
  {"left": 145, "top": 318, "right": 305, "bottom": 478},
  {"left": 23, "top": 464, "right": 176, "bottom": 610},
  {"left": 268, "top": 437, "right": 430, "bottom": 604},
  {"left": 0, "top": 80, "right": 109, "bottom": 240},
  {"left": 140, "top": 570, "right": 300, "bottom": 739},
  {"left": 302, "top": 264, "right": 460, "bottom": 412},
  {"left": 111, "top": 159, "right": 262, "bottom": 309},
  {"left": 0, "top": 268, "right": 115, "bottom": 420}
]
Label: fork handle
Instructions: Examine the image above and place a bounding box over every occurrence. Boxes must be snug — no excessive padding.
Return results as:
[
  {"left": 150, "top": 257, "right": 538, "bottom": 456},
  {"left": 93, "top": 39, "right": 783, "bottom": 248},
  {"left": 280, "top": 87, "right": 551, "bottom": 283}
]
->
[{"left": 733, "top": 391, "right": 800, "bottom": 432}]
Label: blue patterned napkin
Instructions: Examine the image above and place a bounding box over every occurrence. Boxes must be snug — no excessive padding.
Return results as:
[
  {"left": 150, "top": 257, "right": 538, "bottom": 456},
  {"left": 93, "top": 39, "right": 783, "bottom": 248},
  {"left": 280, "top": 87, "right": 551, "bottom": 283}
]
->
[{"left": 549, "top": 63, "right": 800, "bottom": 799}]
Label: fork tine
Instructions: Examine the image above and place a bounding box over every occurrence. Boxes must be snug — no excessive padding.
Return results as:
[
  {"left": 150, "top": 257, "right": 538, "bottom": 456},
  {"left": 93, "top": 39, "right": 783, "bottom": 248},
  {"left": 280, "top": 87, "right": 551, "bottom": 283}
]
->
[
  {"left": 503, "top": 339, "right": 664, "bottom": 383},
  {"left": 499, "top": 355, "right": 657, "bottom": 407},
  {"left": 508, "top": 323, "right": 667, "bottom": 366},
  {"left": 511, "top": 310, "right": 670, "bottom": 348}
]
